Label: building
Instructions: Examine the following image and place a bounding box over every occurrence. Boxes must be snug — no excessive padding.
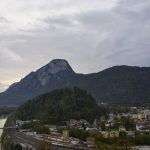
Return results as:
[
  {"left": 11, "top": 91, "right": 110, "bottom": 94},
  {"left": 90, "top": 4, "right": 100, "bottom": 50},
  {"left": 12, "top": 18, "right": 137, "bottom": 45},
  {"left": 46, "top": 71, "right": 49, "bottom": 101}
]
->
[
  {"left": 86, "top": 137, "right": 95, "bottom": 148},
  {"left": 119, "top": 126, "right": 126, "bottom": 132},
  {"left": 109, "top": 131, "right": 119, "bottom": 138},
  {"left": 100, "top": 131, "right": 110, "bottom": 138},
  {"left": 19, "top": 129, "right": 32, "bottom": 133},
  {"left": 86, "top": 127, "right": 98, "bottom": 132},
  {"left": 46, "top": 125, "right": 58, "bottom": 134},
  {"left": 69, "top": 137, "right": 80, "bottom": 145},
  {"left": 126, "top": 131, "right": 135, "bottom": 137},
  {"left": 16, "top": 120, "right": 31, "bottom": 126},
  {"left": 68, "top": 119, "right": 78, "bottom": 127},
  {"left": 132, "top": 112, "right": 147, "bottom": 120},
  {"left": 100, "top": 131, "right": 119, "bottom": 138},
  {"left": 63, "top": 130, "right": 69, "bottom": 140}
]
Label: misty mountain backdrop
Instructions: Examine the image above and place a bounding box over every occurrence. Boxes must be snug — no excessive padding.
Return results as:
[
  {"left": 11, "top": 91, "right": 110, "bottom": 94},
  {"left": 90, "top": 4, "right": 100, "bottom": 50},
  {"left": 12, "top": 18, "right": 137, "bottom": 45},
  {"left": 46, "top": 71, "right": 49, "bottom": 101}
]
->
[{"left": 0, "top": 59, "right": 150, "bottom": 105}]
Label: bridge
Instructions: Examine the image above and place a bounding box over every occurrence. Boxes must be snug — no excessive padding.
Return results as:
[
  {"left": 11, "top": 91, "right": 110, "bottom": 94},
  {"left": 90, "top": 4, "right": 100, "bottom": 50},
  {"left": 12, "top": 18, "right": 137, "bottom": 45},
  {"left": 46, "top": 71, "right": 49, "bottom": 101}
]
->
[{"left": 0, "top": 126, "right": 19, "bottom": 129}]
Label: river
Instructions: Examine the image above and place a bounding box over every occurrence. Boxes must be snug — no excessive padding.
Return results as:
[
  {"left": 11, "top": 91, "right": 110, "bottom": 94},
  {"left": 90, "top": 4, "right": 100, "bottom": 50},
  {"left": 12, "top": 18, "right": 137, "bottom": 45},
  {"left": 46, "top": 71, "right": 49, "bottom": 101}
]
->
[
  {"left": 0, "top": 118, "right": 7, "bottom": 138},
  {"left": 0, "top": 118, "right": 7, "bottom": 150}
]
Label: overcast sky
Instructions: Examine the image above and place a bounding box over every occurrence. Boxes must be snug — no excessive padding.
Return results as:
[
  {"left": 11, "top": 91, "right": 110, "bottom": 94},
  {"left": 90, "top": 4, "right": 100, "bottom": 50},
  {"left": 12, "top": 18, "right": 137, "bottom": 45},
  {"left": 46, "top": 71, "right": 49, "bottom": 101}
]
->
[{"left": 0, "top": 0, "right": 150, "bottom": 91}]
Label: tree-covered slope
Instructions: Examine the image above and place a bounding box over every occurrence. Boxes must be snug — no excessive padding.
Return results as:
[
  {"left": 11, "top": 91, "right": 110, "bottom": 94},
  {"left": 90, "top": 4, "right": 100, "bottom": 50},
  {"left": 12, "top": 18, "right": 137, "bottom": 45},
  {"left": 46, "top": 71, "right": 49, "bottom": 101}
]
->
[
  {"left": 74, "top": 66, "right": 150, "bottom": 104},
  {"left": 15, "top": 88, "right": 100, "bottom": 124}
]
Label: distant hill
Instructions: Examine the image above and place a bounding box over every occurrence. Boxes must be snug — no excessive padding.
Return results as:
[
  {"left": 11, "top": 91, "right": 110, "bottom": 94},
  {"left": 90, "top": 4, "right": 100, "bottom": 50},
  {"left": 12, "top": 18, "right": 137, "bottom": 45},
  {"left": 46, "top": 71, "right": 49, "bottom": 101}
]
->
[
  {"left": 15, "top": 88, "right": 100, "bottom": 124},
  {"left": 0, "top": 59, "right": 150, "bottom": 105}
]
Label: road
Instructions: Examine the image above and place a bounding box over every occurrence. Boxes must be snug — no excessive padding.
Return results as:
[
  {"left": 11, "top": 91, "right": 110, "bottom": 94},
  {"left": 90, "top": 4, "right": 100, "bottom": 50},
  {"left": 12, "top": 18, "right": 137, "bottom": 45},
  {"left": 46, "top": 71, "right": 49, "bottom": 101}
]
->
[
  {"left": 8, "top": 130, "right": 75, "bottom": 150},
  {"left": 8, "top": 130, "right": 38, "bottom": 149}
]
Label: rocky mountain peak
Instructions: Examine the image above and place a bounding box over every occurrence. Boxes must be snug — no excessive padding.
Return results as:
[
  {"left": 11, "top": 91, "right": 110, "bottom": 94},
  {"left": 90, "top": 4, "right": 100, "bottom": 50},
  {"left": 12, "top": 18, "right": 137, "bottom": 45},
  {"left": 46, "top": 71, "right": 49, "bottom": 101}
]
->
[
  {"left": 39, "top": 59, "right": 73, "bottom": 74},
  {"left": 37, "top": 59, "right": 74, "bottom": 86},
  {"left": 48, "top": 59, "right": 71, "bottom": 73}
]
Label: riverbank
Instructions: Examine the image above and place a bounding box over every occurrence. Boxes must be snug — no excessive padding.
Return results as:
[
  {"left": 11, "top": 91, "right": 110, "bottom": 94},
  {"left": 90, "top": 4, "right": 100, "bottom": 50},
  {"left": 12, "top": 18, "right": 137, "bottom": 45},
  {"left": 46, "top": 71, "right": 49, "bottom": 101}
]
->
[
  {"left": 0, "top": 118, "right": 7, "bottom": 150},
  {"left": 0, "top": 118, "right": 7, "bottom": 137}
]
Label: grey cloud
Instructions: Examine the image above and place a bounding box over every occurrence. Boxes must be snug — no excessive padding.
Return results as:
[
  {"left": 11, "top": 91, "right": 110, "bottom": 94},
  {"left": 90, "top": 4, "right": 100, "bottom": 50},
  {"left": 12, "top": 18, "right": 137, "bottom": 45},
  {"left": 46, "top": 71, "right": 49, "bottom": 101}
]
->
[
  {"left": 73, "top": 0, "right": 150, "bottom": 68},
  {"left": 0, "top": 0, "right": 150, "bottom": 91},
  {"left": 8, "top": 0, "right": 150, "bottom": 72},
  {"left": 43, "top": 17, "right": 75, "bottom": 27},
  {"left": 0, "top": 17, "right": 8, "bottom": 23}
]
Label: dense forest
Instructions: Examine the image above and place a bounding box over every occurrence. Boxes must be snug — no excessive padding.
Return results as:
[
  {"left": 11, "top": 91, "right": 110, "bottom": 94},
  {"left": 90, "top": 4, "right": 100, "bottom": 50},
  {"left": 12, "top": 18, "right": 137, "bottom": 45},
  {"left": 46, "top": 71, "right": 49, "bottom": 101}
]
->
[{"left": 15, "top": 88, "right": 100, "bottom": 124}]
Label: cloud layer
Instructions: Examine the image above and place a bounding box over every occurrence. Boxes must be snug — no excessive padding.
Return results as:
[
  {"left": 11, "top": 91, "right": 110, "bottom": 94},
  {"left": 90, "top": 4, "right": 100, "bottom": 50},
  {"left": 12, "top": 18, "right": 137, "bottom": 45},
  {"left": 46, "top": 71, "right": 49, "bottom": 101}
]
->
[{"left": 0, "top": 0, "right": 150, "bottom": 91}]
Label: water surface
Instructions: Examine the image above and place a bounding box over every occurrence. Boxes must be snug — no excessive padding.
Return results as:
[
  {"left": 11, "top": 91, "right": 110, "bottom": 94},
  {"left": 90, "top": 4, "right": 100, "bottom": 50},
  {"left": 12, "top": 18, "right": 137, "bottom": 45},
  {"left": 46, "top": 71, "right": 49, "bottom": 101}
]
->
[{"left": 0, "top": 118, "right": 7, "bottom": 137}]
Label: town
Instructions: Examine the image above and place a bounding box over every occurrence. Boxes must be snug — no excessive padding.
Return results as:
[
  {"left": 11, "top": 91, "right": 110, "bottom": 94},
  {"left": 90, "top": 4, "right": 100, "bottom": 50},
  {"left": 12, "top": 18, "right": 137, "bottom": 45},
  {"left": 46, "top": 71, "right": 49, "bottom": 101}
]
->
[{"left": 14, "top": 106, "right": 150, "bottom": 150}]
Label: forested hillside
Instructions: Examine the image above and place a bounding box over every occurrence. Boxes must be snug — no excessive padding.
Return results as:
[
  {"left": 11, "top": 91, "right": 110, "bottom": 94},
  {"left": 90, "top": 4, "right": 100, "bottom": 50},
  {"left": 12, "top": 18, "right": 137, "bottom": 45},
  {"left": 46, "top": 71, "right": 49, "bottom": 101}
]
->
[{"left": 16, "top": 88, "right": 100, "bottom": 124}]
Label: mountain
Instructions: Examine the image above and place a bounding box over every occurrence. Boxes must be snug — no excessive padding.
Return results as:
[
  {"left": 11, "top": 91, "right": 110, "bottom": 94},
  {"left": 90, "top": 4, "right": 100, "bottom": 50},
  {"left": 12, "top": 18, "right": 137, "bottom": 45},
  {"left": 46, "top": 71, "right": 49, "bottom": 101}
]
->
[
  {"left": 74, "top": 66, "right": 150, "bottom": 104},
  {"left": 15, "top": 88, "right": 100, "bottom": 124},
  {"left": 0, "top": 59, "right": 76, "bottom": 105},
  {"left": 0, "top": 59, "right": 150, "bottom": 105}
]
